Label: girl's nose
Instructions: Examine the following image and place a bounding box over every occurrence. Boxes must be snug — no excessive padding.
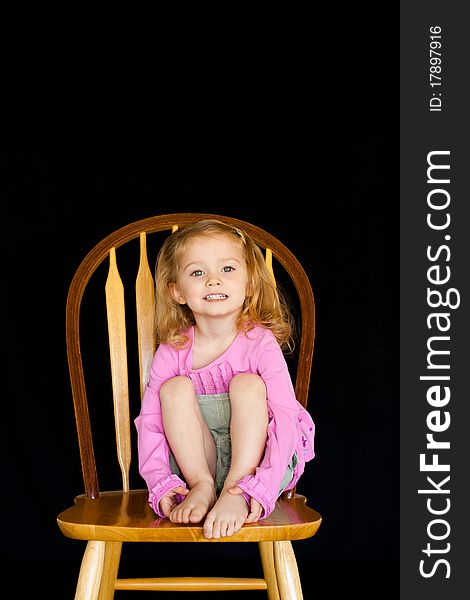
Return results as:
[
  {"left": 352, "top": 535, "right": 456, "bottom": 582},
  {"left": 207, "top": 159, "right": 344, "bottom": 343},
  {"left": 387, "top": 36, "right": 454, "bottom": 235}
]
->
[{"left": 206, "top": 275, "right": 222, "bottom": 286}]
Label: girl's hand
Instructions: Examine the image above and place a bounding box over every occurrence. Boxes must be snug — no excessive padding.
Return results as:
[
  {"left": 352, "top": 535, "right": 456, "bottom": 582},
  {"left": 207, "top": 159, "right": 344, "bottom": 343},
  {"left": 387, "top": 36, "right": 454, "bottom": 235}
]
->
[
  {"left": 227, "top": 485, "right": 263, "bottom": 523},
  {"left": 159, "top": 486, "right": 189, "bottom": 517}
]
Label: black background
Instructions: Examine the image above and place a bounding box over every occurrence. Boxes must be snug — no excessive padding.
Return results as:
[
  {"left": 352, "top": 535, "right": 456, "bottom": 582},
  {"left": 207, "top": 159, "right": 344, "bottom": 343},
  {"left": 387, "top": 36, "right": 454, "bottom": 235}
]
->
[{"left": 3, "top": 2, "right": 398, "bottom": 598}]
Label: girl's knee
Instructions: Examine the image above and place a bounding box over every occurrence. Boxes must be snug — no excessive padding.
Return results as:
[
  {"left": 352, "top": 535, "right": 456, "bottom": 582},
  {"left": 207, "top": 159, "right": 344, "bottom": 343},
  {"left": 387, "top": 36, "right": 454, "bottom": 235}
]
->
[
  {"left": 229, "top": 373, "right": 266, "bottom": 398},
  {"left": 160, "top": 376, "right": 194, "bottom": 404}
]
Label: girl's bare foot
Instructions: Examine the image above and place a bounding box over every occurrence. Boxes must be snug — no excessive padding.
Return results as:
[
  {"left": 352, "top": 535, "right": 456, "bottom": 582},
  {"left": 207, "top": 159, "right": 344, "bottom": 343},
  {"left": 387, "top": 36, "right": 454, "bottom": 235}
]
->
[
  {"left": 202, "top": 490, "right": 249, "bottom": 539},
  {"left": 169, "top": 481, "right": 217, "bottom": 524}
]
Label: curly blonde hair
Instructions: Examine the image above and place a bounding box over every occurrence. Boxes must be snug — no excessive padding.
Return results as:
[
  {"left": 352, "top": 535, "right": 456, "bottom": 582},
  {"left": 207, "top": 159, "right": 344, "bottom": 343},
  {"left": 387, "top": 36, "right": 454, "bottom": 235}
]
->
[{"left": 154, "top": 219, "right": 294, "bottom": 351}]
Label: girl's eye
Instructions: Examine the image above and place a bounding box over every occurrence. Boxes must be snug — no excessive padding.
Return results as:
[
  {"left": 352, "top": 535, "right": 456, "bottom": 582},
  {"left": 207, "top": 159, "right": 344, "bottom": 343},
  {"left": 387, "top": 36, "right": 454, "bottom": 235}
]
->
[
  {"left": 222, "top": 266, "right": 235, "bottom": 272},
  {"left": 190, "top": 269, "right": 204, "bottom": 277}
]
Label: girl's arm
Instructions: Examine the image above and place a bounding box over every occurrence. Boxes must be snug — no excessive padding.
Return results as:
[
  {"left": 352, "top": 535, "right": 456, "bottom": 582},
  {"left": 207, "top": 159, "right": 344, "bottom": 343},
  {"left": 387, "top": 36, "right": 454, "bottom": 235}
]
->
[
  {"left": 134, "top": 343, "right": 188, "bottom": 517},
  {"left": 235, "top": 331, "right": 315, "bottom": 518}
]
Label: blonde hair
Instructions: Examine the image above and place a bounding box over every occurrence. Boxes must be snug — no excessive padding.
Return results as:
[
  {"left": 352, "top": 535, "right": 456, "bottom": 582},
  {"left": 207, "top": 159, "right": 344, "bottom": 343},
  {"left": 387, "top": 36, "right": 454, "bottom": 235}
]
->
[{"left": 154, "top": 219, "right": 295, "bottom": 351}]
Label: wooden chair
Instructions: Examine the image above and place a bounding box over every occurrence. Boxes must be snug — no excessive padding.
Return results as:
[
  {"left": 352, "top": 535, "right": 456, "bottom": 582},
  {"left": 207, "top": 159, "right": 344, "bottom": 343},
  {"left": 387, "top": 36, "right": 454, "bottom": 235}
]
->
[{"left": 57, "top": 213, "right": 322, "bottom": 599}]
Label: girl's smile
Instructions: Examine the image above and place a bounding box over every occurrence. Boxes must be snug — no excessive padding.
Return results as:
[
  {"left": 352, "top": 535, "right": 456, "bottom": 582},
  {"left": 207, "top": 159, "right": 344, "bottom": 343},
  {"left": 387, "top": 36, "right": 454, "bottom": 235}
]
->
[{"left": 204, "top": 293, "right": 228, "bottom": 301}]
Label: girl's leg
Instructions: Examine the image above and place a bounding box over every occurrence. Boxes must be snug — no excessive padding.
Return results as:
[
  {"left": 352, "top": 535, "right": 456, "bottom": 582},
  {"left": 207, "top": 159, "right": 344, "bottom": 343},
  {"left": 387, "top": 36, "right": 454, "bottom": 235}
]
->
[
  {"left": 160, "top": 376, "right": 217, "bottom": 523},
  {"left": 203, "top": 374, "right": 268, "bottom": 539}
]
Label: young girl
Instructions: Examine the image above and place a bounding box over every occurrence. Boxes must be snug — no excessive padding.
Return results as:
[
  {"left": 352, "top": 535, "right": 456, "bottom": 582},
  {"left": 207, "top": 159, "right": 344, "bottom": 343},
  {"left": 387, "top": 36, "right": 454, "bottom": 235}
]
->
[{"left": 134, "top": 219, "right": 315, "bottom": 540}]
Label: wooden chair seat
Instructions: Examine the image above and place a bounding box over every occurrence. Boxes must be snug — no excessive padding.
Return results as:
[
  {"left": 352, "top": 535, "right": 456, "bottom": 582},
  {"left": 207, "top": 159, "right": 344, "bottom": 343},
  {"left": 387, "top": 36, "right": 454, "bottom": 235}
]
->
[{"left": 58, "top": 490, "right": 321, "bottom": 543}]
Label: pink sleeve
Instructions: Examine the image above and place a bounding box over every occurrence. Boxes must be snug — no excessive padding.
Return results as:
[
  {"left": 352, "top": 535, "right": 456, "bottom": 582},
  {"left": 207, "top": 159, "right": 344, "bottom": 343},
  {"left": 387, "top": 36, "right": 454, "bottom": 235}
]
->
[
  {"left": 235, "top": 331, "right": 315, "bottom": 518},
  {"left": 134, "top": 343, "right": 187, "bottom": 517}
]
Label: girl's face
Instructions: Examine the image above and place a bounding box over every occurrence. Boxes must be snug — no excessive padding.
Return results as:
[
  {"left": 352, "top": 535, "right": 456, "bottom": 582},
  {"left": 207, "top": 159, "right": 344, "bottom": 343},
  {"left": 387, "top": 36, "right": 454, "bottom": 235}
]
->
[{"left": 170, "top": 234, "right": 248, "bottom": 324}]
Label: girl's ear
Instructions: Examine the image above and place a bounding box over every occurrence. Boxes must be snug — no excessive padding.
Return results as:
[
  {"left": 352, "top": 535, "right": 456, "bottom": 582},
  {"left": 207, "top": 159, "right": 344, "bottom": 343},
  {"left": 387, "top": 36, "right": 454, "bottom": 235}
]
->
[{"left": 168, "top": 283, "right": 186, "bottom": 305}]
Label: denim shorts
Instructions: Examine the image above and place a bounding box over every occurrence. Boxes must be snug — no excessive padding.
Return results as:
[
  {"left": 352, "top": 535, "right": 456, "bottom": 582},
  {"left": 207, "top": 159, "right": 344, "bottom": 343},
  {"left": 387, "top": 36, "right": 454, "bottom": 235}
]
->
[{"left": 169, "top": 392, "right": 297, "bottom": 495}]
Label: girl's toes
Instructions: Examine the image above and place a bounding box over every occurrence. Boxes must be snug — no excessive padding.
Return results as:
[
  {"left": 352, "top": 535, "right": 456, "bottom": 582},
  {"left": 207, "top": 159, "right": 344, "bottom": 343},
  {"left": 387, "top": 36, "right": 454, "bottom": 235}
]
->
[
  {"left": 226, "top": 521, "right": 235, "bottom": 537},
  {"left": 203, "top": 514, "right": 215, "bottom": 539},
  {"left": 220, "top": 521, "right": 229, "bottom": 537},
  {"left": 212, "top": 520, "right": 222, "bottom": 539}
]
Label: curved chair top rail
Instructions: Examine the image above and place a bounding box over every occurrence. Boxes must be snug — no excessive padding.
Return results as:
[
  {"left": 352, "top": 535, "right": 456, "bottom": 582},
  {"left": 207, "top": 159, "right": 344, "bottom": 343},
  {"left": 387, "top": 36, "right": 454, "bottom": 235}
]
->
[{"left": 66, "top": 213, "right": 315, "bottom": 498}]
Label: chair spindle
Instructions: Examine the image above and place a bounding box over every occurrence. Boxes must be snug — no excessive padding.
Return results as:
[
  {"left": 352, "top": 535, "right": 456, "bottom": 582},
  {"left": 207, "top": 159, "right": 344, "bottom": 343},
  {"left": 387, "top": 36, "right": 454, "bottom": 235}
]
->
[
  {"left": 105, "top": 247, "right": 132, "bottom": 492},
  {"left": 136, "top": 232, "right": 156, "bottom": 400}
]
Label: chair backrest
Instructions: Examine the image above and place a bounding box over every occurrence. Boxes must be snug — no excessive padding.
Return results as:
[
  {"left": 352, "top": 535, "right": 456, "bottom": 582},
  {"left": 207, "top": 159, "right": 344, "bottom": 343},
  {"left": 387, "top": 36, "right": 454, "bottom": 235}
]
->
[{"left": 66, "top": 213, "right": 315, "bottom": 499}]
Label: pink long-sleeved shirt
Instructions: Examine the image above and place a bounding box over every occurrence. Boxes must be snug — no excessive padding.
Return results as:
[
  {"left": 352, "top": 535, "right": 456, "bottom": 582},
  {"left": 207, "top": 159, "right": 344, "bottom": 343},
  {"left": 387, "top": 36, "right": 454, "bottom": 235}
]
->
[{"left": 134, "top": 325, "right": 315, "bottom": 519}]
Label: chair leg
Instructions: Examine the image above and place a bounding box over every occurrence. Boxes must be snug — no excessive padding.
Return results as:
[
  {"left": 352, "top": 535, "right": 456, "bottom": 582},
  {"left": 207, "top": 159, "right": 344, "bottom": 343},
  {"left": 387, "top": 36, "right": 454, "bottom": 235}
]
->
[
  {"left": 98, "top": 542, "right": 122, "bottom": 600},
  {"left": 74, "top": 541, "right": 106, "bottom": 600},
  {"left": 259, "top": 542, "right": 281, "bottom": 600},
  {"left": 273, "top": 541, "right": 303, "bottom": 600}
]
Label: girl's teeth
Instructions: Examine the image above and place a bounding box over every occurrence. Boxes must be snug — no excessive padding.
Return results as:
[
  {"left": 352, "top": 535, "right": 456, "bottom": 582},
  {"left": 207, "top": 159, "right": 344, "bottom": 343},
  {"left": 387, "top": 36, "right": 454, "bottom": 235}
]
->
[{"left": 206, "top": 294, "right": 227, "bottom": 299}]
